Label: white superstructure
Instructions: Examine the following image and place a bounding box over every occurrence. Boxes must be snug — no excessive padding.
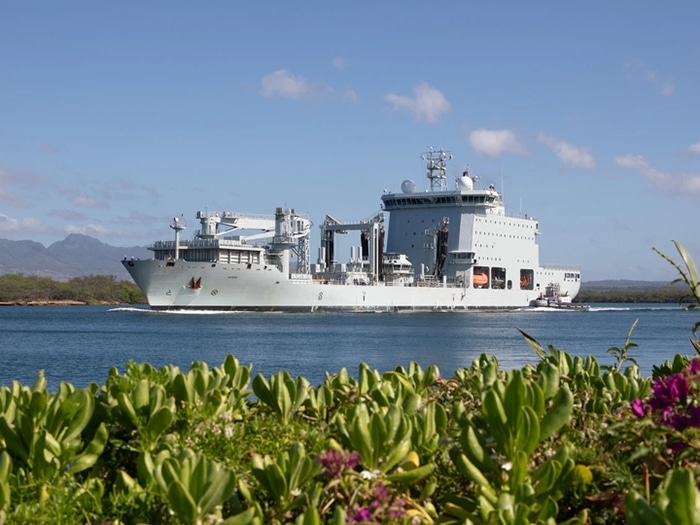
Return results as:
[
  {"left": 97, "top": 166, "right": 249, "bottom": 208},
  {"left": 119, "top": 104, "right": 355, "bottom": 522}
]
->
[{"left": 123, "top": 148, "right": 581, "bottom": 311}]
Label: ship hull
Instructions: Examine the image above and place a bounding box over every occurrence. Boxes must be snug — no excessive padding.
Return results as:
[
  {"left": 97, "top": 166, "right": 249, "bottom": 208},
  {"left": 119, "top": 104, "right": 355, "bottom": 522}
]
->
[{"left": 124, "top": 260, "right": 581, "bottom": 312}]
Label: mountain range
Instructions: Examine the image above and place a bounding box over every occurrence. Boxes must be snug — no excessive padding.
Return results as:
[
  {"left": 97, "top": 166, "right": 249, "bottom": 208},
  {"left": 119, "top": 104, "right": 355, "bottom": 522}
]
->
[
  {"left": 0, "top": 234, "right": 683, "bottom": 289},
  {"left": 0, "top": 234, "right": 150, "bottom": 281}
]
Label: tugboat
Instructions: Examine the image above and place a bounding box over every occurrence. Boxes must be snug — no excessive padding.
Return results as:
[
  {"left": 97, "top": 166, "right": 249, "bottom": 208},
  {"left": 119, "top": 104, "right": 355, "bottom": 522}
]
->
[{"left": 531, "top": 283, "right": 589, "bottom": 310}]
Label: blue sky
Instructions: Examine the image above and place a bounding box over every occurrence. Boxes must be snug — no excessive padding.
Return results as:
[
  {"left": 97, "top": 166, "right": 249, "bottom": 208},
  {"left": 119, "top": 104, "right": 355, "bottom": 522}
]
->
[{"left": 1, "top": 1, "right": 698, "bottom": 282}]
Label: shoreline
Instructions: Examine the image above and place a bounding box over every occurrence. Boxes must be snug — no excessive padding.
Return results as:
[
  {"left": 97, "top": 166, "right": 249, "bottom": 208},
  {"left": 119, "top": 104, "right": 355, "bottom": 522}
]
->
[{"left": 0, "top": 300, "right": 118, "bottom": 306}]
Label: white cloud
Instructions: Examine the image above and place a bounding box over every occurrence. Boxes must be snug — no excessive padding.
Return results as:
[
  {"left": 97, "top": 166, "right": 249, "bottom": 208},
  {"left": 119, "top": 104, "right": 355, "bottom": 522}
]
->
[
  {"left": 0, "top": 186, "right": 29, "bottom": 207},
  {"left": 261, "top": 69, "right": 318, "bottom": 100},
  {"left": 65, "top": 223, "right": 110, "bottom": 237},
  {"left": 0, "top": 213, "right": 47, "bottom": 235},
  {"left": 72, "top": 195, "right": 104, "bottom": 209},
  {"left": 538, "top": 133, "right": 596, "bottom": 169},
  {"left": 49, "top": 208, "right": 89, "bottom": 221},
  {"left": 688, "top": 142, "right": 700, "bottom": 154},
  {"left": 0, "top": 166, "right": 48, "bottom": 207},
  {"left": 384, "top": 82, "right": 451, "bottom": 124},
  {"left": 615, "top": 154, "right": 700, "bottom": 197},
  {"left": 468, "top": 129, "right": 526, "bottom": 157},
  {"left": 332, "top": 57, "right": 347, "bottom": 70},
  {"left": 340, "top": 89, "right": 359, "bottom": 103},
  {"left": 260, "top": 69, "right": 358, "bottom": 103},
  {"left": 681, "top": 176, "right": 700, "bottom": 194},
  {"left": 624, "top": 61, "right": 675, "bottom": 96}
]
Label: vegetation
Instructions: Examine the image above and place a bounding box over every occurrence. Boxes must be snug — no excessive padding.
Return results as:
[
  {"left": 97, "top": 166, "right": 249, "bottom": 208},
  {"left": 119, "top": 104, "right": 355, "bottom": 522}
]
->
[
  {"left": 575, "top": 287, "right": 688, "bottom": 304},
  {"left": 0, "top": 274, "right": 145, "bottom": 305},
  {"left": 0, "top": 241, "right": 699, "bottom": 524}
]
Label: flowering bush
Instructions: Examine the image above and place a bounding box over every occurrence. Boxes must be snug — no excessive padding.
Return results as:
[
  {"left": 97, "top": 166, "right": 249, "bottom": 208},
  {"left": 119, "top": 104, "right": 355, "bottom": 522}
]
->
[
  {"left": 318, "top": 448, "right": 360, "bottom": 478},
  {"left": 631, "top": 358, "right": 700, "bottom": 431}
]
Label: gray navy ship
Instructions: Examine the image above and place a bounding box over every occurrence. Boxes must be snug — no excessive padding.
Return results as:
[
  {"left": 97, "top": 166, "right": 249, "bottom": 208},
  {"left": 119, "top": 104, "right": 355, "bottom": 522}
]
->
[{"left": 123, "top": 148, "right": 581, "bottom": 311}]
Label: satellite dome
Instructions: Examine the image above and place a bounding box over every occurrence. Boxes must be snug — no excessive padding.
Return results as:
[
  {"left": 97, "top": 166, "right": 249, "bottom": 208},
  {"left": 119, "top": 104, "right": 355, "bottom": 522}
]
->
[
  {"left": 401, "top": 179, "right": 416, "bottom": 193},
  {"left": 456, "top": 175, "right": 474, "bottom": 190}
]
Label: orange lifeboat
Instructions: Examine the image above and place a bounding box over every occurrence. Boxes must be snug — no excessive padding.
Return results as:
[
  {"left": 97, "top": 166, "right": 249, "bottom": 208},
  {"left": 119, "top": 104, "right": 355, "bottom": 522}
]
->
[{"left": 473, "top": 273, "right": 488, "bottom": 287}]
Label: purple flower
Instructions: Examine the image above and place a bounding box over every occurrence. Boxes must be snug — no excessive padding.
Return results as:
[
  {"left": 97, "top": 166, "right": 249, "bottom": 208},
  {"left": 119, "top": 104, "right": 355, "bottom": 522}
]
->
[
  {"left": 636, "top": 359, "right": 700, "bottom": 431},
  {"left": 631, "top": 398, "right": 647, "bottom": 418},
  {"left": 317, "top": 449, "right": 360, "bottom": 478},
  {"left": 349, "top": 507, "right": 372, "bottom": 523},
  {"left": 346, "top": 482, "right": 407, "bottom": 523}
]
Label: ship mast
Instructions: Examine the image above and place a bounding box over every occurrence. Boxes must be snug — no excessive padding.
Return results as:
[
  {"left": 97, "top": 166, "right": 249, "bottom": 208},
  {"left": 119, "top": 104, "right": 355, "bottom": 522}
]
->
[
  {"left": 421, "top": 147, "right": 453, "bottom": 191},
  {"left": 170, "top": 215, "right": 186, "bottom": 260}
]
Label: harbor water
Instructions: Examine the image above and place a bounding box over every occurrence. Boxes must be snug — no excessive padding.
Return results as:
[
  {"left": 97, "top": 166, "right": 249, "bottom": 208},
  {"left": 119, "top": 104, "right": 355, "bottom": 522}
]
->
[{"left": 0, "top": 304, "right": 697, "bottom": 389}]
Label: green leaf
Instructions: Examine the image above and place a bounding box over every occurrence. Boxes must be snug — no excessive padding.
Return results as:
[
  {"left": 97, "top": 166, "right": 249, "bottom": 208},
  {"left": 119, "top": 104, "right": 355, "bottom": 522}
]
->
[
  {"left": 0, "top": 416, "right": 28, "bottom": 461},
  {"left": 539, "top": 385, "right": 573, "bottom": 441},
  {"left": 68, "top": 422, "right": 109, "bottom": 474},
  {"left": 386, "top": 463, "right": 436, "bottom": 484},
  {"left": 220, "top": 506, "right": 258, "bottom": 525},
  {"left": 532, "top": 459, "right": 561, "bottom": 497},
  {"left": 383, "top": 437, "right": 411, "bottom": 473},
  {"left": 504, "top": 371, "right": 525, "bottom": 430},
  {"left": 116, "top": 391, "right": 140, "bottom": 428},
  {"left": 518, "top": 329, "right": 546, "bottom": 359},
  {"left": 171, "top": 372, "right": 192, "bottom": 404},
  {"left": 189, "top": 453, "right": 208, "bottom": 502},
  {"left": 199, "top": 468, "right": 236, "bottom": 515},
  {"left": 449, "top": 447, "right": 494, "bottom": 497},
  {"left": 459, "top": 421, "right": 489, "bottom": 469},
  {"left": 62, "top": 390, "right": 94, "bottom": 443},
  {"left": 167, "top": 479, "right": 198, "bottom": 525},
  {"left": 348, "top": 405, "right": 374, "bottom": 467},
  {"left": 133, "top": 379, "right": 150, "bottom": 413},
  {"left": 369, "top": 412, "right": 388, "bottom": 455},
  {"left": 624, "top": 491, "right": 667, "bottom": 525},
  {"left": 516, "top": 406, "right": 540, "bottom": 457},
  {"left": 252, "top": 375, "right": 274, "bottom": 409},
  {"left": 0, "top": 452, "right": 10, "bottom": 483},
  {"left": 297, "top": 505, "right": 321, "bottom": 525},
  {"left": 538, "top": 361, "right": 560, "bottom": 401},
  {"left": 143, "top": 406, "right": 173, "bottom": 445},
  {"left": 660, "top": 469, "right": 700, "bottom": 525},
  {"left": 137, "top": 450, "right": 158, "bottom": 487}
]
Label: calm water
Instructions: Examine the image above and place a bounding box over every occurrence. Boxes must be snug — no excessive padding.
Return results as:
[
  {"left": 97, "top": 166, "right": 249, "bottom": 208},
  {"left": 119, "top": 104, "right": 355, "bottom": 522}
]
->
[{"left": 0, "top": 304, "right": 697, "bottom": 389}]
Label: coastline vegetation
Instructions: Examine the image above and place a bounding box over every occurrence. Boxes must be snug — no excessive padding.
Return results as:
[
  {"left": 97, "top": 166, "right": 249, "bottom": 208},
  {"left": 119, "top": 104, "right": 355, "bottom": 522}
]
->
[
  {"left": 0, "top": 242, "right": 699, "bottom": 523},
  {"left": 575, "top": 287, "right": 688, "bottom": 304},
  {"left": 0, "top": 274, "right": 145, "bottom": 305}
]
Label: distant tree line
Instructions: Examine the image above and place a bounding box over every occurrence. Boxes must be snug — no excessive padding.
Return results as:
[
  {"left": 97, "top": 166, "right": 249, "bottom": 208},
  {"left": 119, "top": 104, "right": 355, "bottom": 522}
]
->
[
  {"left": 0, "top": 274, "right": 145, "bottom": 304},
  {"left": 576, "top": 287, "right": 690, "bottom": 304}
]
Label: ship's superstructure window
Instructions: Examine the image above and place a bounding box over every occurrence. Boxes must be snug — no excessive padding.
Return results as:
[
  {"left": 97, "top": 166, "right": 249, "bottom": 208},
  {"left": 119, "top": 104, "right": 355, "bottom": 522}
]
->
[
  {"left": 473, "top": 266, "right": 489, "bottom": 288},
  {"left": 491, "top": 267, "right": 506, "bottom": 289},
  {"left": 448, "top": 251, "right": 475, "bottom": 265},
  {"left": 520, "top": 269, "right": 534, "bottom": 290}
]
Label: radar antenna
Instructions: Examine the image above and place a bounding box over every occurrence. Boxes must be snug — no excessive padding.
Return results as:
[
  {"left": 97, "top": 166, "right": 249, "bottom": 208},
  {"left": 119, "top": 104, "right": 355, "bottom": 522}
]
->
[{"left": 420, "top": 147, "right": 453, "bottom": 191}]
